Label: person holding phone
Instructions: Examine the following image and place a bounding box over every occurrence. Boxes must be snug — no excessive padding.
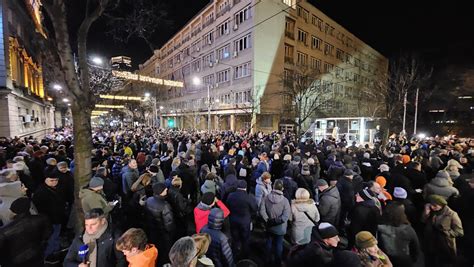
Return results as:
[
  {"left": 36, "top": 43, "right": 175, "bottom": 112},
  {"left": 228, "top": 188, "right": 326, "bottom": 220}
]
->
[{"left": 79, "top": 177, "right": 117, "bottom": 218}]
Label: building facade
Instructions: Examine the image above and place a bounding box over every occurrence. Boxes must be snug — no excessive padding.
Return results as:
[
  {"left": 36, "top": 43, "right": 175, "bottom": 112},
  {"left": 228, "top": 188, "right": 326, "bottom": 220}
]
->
[
  {"left": 0, "top": 0, "right": 56, "bottom": 138},
  {"left": 139, "top": 0, "right": 388, "bottom": 132}
]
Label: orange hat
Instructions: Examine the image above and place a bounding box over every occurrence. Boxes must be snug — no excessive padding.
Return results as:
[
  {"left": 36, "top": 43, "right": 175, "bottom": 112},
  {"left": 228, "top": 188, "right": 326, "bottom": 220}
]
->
[
  {"left": 375, "top": 176, "right": 387, "bottom": 188},
  {"left": 401, "top": 155, "right": 411, "bottom": 165}
]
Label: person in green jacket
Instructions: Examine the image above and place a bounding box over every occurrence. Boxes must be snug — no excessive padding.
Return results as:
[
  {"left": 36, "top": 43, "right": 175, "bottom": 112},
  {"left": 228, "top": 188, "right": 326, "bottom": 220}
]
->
[{"left": 79, "top": 177, "right": 116, "bottom": 217}]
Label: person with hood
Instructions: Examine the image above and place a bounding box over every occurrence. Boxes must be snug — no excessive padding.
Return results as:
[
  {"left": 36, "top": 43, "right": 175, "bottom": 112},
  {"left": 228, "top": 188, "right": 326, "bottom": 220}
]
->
[
  {"left": 259, "top": 179, "right": 290, "bottom": 265},
  {"left": 422, "top": 194, "right": 464, "bottom": 267},
  {"left": 355, "top": 231, "right": 392, "bottom": 267},
  {"left": 116, "top": 228, "right": 158, "bottom": 267},
  {"left": 226, "top": 180, "right": 257, "bottom": 258},
  {"left": 281, "top": 169, "right": 299, "bottom": 201},
  {"left": 32, "top": 170, "right": 66, "bottom": 257},
  {"left": 377, "top": 202, "right": 420, "bottom": 267},
  {"left": 327, "top": 156, "right": 345, "bottom": 181},
  {"left": 255, "top": 172, "right": 272, "bottom": 207},
  {"left": 290, "top": 188, "right": 320, "bottom": 245},
  {"left": 194, "top": 192, "right": 230, "bottom": 234},
  {"left": 63, "top": 208, "right": 126, "bottom": 267},
  {"left": 145, "top": 183, "right": 175, "bottom": 265},
  {"left": 286, "top": 222, "right": 360, "bottom": 267},
  {"left": 297, "top": 164, "right": 315, "bottom": 197},
  {"left": 220, "top": 174, "right": 238, "bottom": 202},
  {"left": 349, "top": 188, "right": 382, "bottom": 247},
  {"left": 0, "top": 168, "right": 28, "bottom": 225},
  {"left": 316, "top": 179, "right": 341, "bottom": 226},
  {"left": 200, "top": 208, "right": 235, "bottom": 267},
  {"left": 423, "top": 170, "right": 459, "bottom": 201},
  {"left": 0, "top": 197, "right": 52, "bottom": 267},
  {"left": 80, "top": 177, "right": 116, "bottom": 216},
  {"left": 201, "top": 172, "right": 220, "bottom": 195}
]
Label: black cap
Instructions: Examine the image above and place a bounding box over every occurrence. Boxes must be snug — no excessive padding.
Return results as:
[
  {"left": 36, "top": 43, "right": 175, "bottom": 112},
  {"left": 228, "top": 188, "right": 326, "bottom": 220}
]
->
[
  {"left": 152, "top": 183, "right": 167, "bottom": 195},
  {"left": 10, "top": 197, "right": 30, "bottom": 214},
  {"left": 201, "top": 192, "right": 215, "bottom": 205}
]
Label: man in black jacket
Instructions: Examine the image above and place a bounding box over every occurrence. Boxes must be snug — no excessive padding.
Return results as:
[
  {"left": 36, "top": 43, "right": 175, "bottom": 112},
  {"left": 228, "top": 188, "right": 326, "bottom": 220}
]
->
[
  {"left": 32, "top": 170, "right": 66, "bottom": 257},
  {"left": 336, "top": 169, "right": 356, "bottom": 230},
  {"left": 167, "top": 177, "right": 189, "bottom": 238},
  {"left": 63, "top": 208, "right": 126, "bottom": 267},
  {"left": 226, "top": 180, "right": 257, "bottom": 259},
  {"left": 0, "top": 197, "right": 52, "bottom": 267},
  {"left": 145, "top": 183, "right": 176, "bottom": 265}
]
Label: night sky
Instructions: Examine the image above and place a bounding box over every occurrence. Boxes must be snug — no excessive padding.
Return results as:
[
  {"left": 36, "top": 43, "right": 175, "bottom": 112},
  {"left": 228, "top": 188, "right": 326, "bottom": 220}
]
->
[{"left": 88, "top": 0, "right": 474, "bottom": 68}]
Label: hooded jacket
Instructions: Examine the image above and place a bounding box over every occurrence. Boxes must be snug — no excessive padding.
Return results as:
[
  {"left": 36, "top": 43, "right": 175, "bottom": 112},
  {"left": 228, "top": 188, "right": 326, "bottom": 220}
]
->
[
  {"left": 259, "top": 190, "right": 291, "bottom": 235},
  {"left": 220, "top": 174, "right": 238, "bottom": 201},
  {"left": 290, "top": 199, "right": 319, "bottom": 245},
  {"left": 317, "top": 186, "right": 341, "bottom": 226},
  {"left": 200, "top": 208, "right": 234, "bottom": 267},
  {"left": 126, "top": 244, "right": 158, "bottom": 267},
  {"left": 201, "top": 179, "right": 217, "bottom": 195},
  {"left": 226, "top": 189, "right": 257, "bottom": 226},
  {"left": 423, "top": 177, "right": 459, "bottom": 200},
  {"left": 79, "top": 188, "right": 112, "bottom": 215},
  {"left": 194, "top": 199, "right": 230, "bottom": 233},
  {"left": 255, "top": 176, "right": 272, "bottom": 207}
]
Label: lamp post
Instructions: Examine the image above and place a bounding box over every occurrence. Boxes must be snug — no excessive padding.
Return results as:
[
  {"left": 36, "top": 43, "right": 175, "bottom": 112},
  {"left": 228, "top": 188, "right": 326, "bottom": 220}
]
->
[{"left": 193, "top": 77, "right": 212, "bottom": 131}]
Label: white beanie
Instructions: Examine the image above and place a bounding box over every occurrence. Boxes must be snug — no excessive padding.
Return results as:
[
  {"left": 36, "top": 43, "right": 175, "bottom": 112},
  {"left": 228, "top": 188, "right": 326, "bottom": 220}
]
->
[
  {"left": 393, "top": 187, "right": 407, "bottom": 199},
  {"left": 308, "top": 158, "right": 315, "bottom": 165},
  {"left": 378, "top": 164, "right": 390, "bottom": 172},
  {"left": 283, "top": 154, "right": 292, "bottom": 161}
]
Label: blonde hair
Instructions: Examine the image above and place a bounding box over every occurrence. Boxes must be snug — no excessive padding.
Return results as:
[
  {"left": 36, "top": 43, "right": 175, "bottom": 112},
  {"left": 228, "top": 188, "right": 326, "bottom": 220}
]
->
[
  {"left": 262, "top": 172, "right": 271, "bottom": 180},
  {"left": 192, "top": 233, "right": 211, "bottom": 257},
  {"left": 172, "top": 177, "right": 183, "bottom": 188},
  {"left": 295, "top": 188, "right": 310, "bottom": 200}
]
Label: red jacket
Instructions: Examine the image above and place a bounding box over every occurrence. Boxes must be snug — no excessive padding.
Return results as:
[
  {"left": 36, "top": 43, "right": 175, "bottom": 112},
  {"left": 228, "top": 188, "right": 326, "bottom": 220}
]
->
[{"left": 194, "top": 200, "right": 230, "bottom": 233}]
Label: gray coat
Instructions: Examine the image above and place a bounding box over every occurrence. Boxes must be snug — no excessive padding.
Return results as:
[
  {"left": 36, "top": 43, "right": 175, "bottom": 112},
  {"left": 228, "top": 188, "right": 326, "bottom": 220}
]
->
[
  {"left": 259, "top": 190, "right": 290, "bottom": 235},
  {"left": 317, "top": 185, "right": 341, "bottom": 226},
  {"left": 255, "top": 177, "right": 272, "bottom": 208},
  {"left": 377, "top": 224, "right": 420, "bottom": 263},
  {"left": 423, "top": 177, "right": 459, "bottom": 200},
  {"left": 290, "top": 200, "right": 319, "bottom": 244}
]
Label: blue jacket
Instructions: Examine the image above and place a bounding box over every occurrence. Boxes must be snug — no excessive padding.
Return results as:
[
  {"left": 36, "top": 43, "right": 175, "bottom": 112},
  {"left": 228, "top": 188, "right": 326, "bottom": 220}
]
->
[{"left": 200, "top": 208, "right": 235, "bottom": 267}]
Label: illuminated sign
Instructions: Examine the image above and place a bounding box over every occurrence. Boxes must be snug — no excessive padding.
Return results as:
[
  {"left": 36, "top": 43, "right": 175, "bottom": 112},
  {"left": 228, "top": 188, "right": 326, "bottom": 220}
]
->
[
  {"left": 99, "top": 95, "right": 144, "bottom": 101},
  {"left": 167, "top": 118, "right": 175, "bottom": 128},
  {"left": 95, "top": 104, "right": 125, "bottom": 109},
  {"left": 112, "top": 70, "right": 184, "bottom": 87}
]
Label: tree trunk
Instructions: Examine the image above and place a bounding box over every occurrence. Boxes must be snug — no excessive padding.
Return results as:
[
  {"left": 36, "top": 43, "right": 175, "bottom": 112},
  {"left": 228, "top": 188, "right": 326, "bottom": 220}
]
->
[{"left": 71, "top": 104, "right": 93, "bottom": 232}]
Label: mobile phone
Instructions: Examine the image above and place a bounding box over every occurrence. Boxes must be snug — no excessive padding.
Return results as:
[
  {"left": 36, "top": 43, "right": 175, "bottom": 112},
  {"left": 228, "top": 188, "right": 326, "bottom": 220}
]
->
[{"left": 112, "top": 200, "right": 119, "bottom": 205}]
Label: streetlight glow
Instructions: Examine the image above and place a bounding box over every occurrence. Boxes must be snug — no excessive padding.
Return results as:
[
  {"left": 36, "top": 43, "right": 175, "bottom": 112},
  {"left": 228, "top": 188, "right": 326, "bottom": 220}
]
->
[
  {"left": 192, "top": 77, "right": 201, "bottom": 86},
  {"left": 144, "top": 92, "right": 151, "bottom": 97},
  {"left": 159, "top": 106, "right": 164, "bottom": 110},
  {"left": 53, "top": 84, "right": 62, "bottom": 90},
  {"left": 62, "top": 98, "right": 69, "bottom": 103},
  {"left": 91, "top": 56, "right": 103, "bottom": 65}
]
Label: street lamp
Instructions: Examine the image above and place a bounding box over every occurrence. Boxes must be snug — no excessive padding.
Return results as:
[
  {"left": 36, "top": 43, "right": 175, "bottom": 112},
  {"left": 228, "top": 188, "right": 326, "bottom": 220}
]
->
[
  {"left": 53, "top": 84, "right": 62, "bottom": 90},
  {"left": 193, "top": 76, "right": 212, "bottom": 131},
  {"left": 91, "top": 56, "right": 103, "bottom": 65},
  {"left": 144, "top": 92, "right": 151, "bottom": 98},
  {"left": 62, "top": 98, "right": 69, "bottom": 103}
]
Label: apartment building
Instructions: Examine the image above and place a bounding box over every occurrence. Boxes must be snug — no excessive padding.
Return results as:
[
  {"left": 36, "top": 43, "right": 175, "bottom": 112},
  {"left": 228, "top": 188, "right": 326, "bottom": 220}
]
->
[
  {"left": 0, "top": 0, "right": 56, "bottom": 138},
  {"left": 139, "top": 0, "right": 388, "bottom": 132}
]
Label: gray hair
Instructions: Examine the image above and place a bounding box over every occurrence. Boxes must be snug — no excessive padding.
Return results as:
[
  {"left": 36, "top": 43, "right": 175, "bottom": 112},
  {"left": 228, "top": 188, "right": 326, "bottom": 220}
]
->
[
  {"left": 169, "top": 237, "right": 196, "bottom": 267},
  {"left": 57, "top": 161, "right": 68, "bottom": 168}
]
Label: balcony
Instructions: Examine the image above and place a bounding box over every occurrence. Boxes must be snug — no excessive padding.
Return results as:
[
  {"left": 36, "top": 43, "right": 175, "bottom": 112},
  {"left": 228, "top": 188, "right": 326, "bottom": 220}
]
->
[
  {"left": 284, "top": 57, "right": 294, "bottom": 64},
  {"left": 233, "top": 0, "right": 242, "bottom": 5},
  {"left": 285, "top": 31, "right": 295, "bottom": 40},
  {"left": 216, "top": 5, "right": 231, "bottom": 18}
]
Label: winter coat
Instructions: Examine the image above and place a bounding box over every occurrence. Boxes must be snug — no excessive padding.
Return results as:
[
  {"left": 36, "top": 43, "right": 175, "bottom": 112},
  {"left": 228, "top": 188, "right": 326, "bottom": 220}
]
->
[
  {"left": 281, "top": 176, "right": 298, "bottom": 201},
  {"left": 126, "top": 244, "right": 158, "bottom": 267},
  {"left": 290, "top": 199, "right": 319, "bottom": 245},
  {"left": 405, "top": 168, "right": 427, "bottom": 190},
  {"left": 220, "top": 174, "right": 238, "bottom": 201},
  {"left": 422, "top": 206, "right": 463, "bottom": 262},
  {"left": 63, "top": 225, "right": 126, "bottom": 267},
  {"left": 167, "top": 186, "right": 188, "bottom": 219},
  {"left": 423, "top": 177, "right": 459, "bottom": 200},
  {"left": 255, "top": 177, "right": 272, "bottom": 208},
  {"left": 226, "top": 189, "right": 257, "bottom": 227},
  {"left": 79, "top": 188, "right": 113, "bottom": 216},
  {"left": 0, "top": 213, "right": 52, "bottom": 267},
  {"left": 194, "top": 200, "right": 230, "bottom": 233},
  {"left": 327, "top": 161, "right": 345, "bottom": 181},
  {"left": 388, "top": 173, "right": 414, "bottom": 197},
  {"left": 32, "top": 184, "right": 66, "bottom": 224},
  {"left": 337, "top": 176, "right": 355, "bottom": 211},
  {"left": 349, "top": 199, "right": 381, "bottom": 240},
  {"left": 145, "top": 195, "right": 175, "bottom": 233},
  {"left": 270, "top": 159, "right": 285, "bottom": 180},
  {"left": 177, "top": 163, "right": 198, "bottom": 200},
  {"left": 55, "top": 170, "right": 75, "bottom": 204},
  {"left": 259, "top": 190, "right": 291, "bottom": 235},
  {"left": 253, "top": 160, "right": 269, "bottom": 181},
  {"left": 377, "top": 224, "right": 420, "bottom": 266},
  {"left": 0, "top": 181, "right": 26, "bottom": 225},
  {"left": 200, "top": 209, "right": 235, "bottom": 267},
  {"left": 317, "top": 185, "right": 341, "bottom": 226},
  {"left": 122, "top": 167, "right": 139, "bottom": 194}
]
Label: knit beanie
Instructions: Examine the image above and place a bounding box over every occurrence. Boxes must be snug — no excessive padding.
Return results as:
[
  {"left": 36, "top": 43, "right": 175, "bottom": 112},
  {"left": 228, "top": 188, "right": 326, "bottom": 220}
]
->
[
  {"left": 375, "top": 176, "right": 387, "bottom": 188},
  {"left": 355, "top": 231, "right": 377, "bottom": 249},
  {"left": 429, "top": 194, "right": 447, "bottom": 206},
  {"left": 283, "top": 154, "right": 292, "bottom": 161},
  {"left": 378, "top": 164, "right": 390, "bottom": 172},
  {"left": 393, "top": 187, "right": 407, "bottom": 199},
  {"left": 152, "top": 183, "right": 167, "bottom": 195},
  {"left": 89, "top": 177, "right": 104, "bottom": 188},
  {"left": 344, "top": 169, "right": 355, "bottom": 177},
  {"left": 237, "top": 179, "right": 247, "bottom": 189},
  {"left": 148, "top": 165, "right": 159, "bottom": 173},
  {"left": 435, "top": 170, "right": 450, "bottom": 180},
  {"left": 201, "top": 192, "right": 215, "bottom": 205},
  {"left": 316, "top": 179, "right": 328, "bottom": 187},
  {"left": 401, "top": 155, "right": 411, "bottom": 165},
  {"left": 10, "top": 197, "right": 30, "bottom": 214},
  {"left": 318, "top": 222, "right": 339, "bottom": 239},
  {"left": 308, "top": 158, "right": 315, "bottom": 165},
  {"left": 301, "top": 164, "right": 310, "bottom": 175}
]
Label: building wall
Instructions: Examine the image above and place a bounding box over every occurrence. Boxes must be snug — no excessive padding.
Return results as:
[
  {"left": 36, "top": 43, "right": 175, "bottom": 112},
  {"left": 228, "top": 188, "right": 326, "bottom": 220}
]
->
[{"left": 139, "top": 0, "right": 388, "bottom": 132}]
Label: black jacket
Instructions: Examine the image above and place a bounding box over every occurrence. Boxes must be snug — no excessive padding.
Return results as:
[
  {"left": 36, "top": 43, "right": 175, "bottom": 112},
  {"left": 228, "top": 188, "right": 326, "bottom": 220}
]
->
[
  {"left": 337, "top": 177, "right": 355, "bottom": 211},
  {"left": 0, "top": 213, "right": 52, "bottom": 267},
  {"left": 167, "top": 186, "right": 188, "bottom": 219},
  {"left": 349, "top": 200, "right": 381, "bottom": 240},
  {"left": 200, "top": 208, "right": 234, "bottom": 267},
  {"left": 177, "top": 163, "right": 197, "bottom": 200},
  {"left": 32, "top": 184, "right": 66, "bottom": 224},
  {"left": 405, "top": 168, "right": 427, "bottom": 190},
  {"left": 55, "top": 170, "right": 75, "bottom": 204},
  {"left": 281, "top": 175, "right": 298, "bottom": 201},
  {"left": 145, "top": 195, "right": 175, "bottom": 233},
  {"left": 63, "top": 225, "right": 126, "bottom": 267},
  {"left": 226, "top": 189, "right": 257, "bottom": 226}
]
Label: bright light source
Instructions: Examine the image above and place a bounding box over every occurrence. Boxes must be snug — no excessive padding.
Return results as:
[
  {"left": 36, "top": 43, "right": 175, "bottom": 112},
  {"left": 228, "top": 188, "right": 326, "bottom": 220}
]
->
[
  {"left": 91, "top": 57, "right": 103, "bottom": 65},
  {"left": 192, "top": 77, "right": 201, "bottom": 86},
  {"left": 417, "top": 133, "right": 426, "bottom": 139},
  {"left": 215, "top": 99, "right": 220, "bottom": 103},
  {"left": 67, "top": 103, "right": 71, "bottom": 106},
  {"left": 159, "top": 106, "right": 164, "bottom": 110},
  {"left": 53, "top": 84, "right": 62, "bottom": 90},
  {"left": 47, "top": 97, "right": 53, "bottom": 101},
  {"left": 144, "top": 92, "right": 151, "bottom": 97},
  {"left": 62, "top": 98, "right": 69, "bottom": 103}
]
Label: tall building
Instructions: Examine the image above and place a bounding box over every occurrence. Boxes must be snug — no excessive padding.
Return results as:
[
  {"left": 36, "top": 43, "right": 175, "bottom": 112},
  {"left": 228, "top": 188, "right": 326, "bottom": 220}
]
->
[
  {"left": 111, "top": 56, "right": 132, "bottom": 71},
  {"left": 139, "top": 0, "right": 388, "bottom": 132},
  {"left": 0, "top": 0, "right": 56, "bottom": 138}
]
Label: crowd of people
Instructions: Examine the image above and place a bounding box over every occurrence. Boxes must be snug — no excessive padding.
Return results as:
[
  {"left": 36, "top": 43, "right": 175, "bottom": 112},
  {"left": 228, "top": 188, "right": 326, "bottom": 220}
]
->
[{"left": 0, "top": 128, "right": 473, "bottom": 267}]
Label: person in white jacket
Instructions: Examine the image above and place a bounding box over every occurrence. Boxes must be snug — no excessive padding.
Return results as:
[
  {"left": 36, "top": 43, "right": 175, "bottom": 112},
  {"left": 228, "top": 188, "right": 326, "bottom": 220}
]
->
[{"left": 290, "top": 188, "right": 320, "bottom": 245}]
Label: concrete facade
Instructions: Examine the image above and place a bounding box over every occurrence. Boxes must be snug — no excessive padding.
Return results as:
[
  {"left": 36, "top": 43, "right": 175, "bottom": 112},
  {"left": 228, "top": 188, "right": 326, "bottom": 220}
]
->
[
  {"left": 139, "top": 0, "right": 388, "bottom": 132},
  {"left": 0, "top": 0, "right": 55, "bottom": 138}
]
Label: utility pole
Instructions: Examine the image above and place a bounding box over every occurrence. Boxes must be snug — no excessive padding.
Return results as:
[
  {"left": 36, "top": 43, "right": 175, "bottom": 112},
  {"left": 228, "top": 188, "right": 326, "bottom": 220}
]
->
[
  {"left": 207, "top": 84, "right": 211, "bottom": 132},
  {"left": 402, "top": 91, "right": 407, "bottom": 135},
  {"left": 413, "top": 87, "right": 419, "bottom": 135}
]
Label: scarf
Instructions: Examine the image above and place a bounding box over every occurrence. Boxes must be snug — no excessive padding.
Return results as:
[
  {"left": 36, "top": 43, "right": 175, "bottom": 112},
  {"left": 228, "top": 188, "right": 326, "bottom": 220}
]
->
[{"left": 83, "top": 221, "right": 108, "bottom": 267}]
